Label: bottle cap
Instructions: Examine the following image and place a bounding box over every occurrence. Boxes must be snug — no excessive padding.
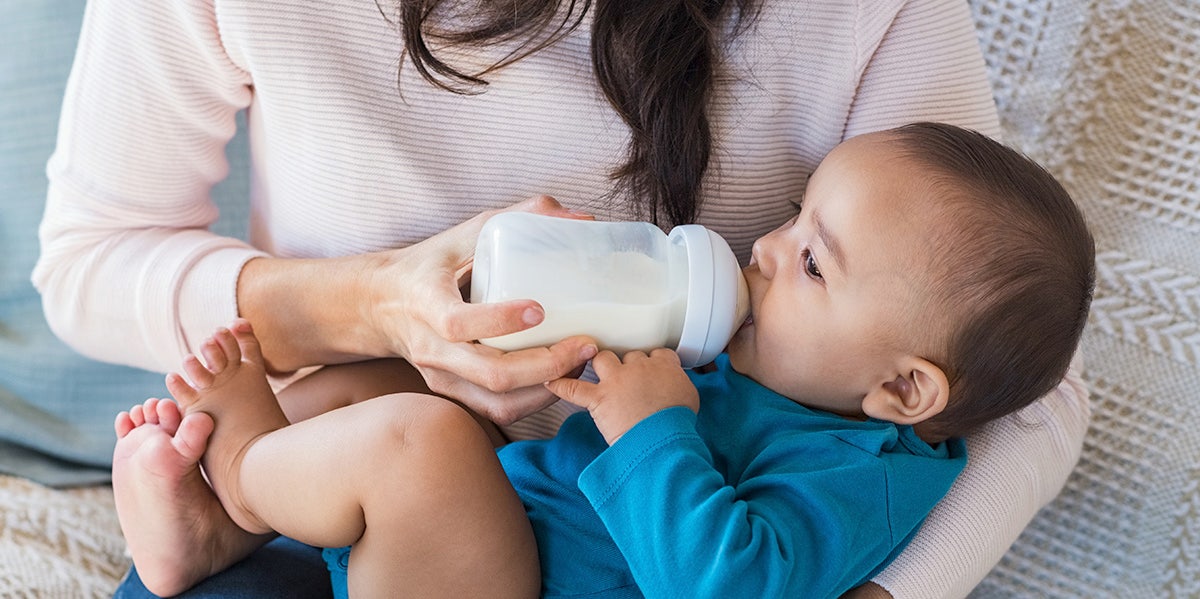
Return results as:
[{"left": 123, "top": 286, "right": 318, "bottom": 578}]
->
[{"left": 669, "top": 225, "right": 750, "bottom": 368}]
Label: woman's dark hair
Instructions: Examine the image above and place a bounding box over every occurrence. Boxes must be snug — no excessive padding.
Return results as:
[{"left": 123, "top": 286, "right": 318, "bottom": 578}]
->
[
  {"left": 889, "top": 122, "right": 1096, "bottom": 440},
  {"left": 377, "top": 0, "right": 759, "bottom": 226}
]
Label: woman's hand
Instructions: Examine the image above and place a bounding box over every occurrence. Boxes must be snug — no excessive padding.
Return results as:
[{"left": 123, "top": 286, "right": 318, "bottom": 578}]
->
[
  {"left": 546, "top": 348, "right": 700, "bottom": 444},
  {"left": 363, "top": 195, "right": 601, "bottom": 424},
  {"left": 239, "top": 195, "right": 599, "bottom": 425}
]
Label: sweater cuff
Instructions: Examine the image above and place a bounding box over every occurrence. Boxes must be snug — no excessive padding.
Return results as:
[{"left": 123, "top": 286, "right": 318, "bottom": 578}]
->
[
  {"left": 167, "top": 242, "right": 267, "bottom": 369},
  {"left": 579, "top": 407, "right": 701, "bottom": 508}
]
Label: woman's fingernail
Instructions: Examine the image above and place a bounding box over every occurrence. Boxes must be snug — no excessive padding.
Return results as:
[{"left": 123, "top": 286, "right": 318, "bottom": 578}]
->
[
  {"left": 580, "top": 344, "right": 598, "bottom": 361},
  {"left": 523, "top": 307, "right": 543, "bottom": 326}
]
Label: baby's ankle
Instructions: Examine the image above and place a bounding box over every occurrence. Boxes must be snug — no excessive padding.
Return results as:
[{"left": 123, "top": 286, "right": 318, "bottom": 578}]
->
[{"left": 208, "top": 456, "right": 271, "bottom": 534}]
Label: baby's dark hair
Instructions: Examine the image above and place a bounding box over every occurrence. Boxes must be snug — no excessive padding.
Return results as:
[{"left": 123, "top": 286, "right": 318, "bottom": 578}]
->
[{"left": 887, "top": 122, "right": 1095, "bottom": 440}]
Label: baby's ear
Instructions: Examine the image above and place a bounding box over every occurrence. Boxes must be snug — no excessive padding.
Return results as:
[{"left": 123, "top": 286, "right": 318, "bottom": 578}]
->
[{"left": 861, "top": 357, "right": 949, "bottom": 426}]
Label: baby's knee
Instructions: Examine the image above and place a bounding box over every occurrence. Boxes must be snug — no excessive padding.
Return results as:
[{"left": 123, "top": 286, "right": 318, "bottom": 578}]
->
[{"left": 363, "top": 393, "right": 487, "bottom": 456}]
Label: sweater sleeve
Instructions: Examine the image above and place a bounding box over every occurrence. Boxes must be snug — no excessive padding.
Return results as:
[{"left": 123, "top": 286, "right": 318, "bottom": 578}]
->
[
  {"left": 578, "top": 407, "right": 904, "bottom": 598},
  {"left": 31, "top": 0, "right": 263, "bottom": 373}
]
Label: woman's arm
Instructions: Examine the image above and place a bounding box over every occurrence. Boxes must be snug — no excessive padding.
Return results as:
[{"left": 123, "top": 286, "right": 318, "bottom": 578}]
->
[
  {"left": 33, "top": 0, "right": 594, "bottom": 422},
  {"left": 237, "top": 196, "right": 599, "bottom": 423},
  {"left": 842, "top": 1, "right": 1089, "bottom": 597},
  {"left": 33, "top": 0, "right": 256, "bottom": 372}
]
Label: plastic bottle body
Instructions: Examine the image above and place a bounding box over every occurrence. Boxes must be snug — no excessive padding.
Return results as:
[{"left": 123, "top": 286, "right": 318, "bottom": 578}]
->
[{"left": 471, "top": 213, "right": 748, "bottom": 368}]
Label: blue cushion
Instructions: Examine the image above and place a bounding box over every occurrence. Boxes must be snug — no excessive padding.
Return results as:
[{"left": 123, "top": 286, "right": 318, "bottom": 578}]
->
[{"left": 0, "top": 0, "right": 250, "bottom": 486}]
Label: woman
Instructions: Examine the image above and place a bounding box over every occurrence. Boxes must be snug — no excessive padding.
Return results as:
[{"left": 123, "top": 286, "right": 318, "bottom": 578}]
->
[{"left": 34, "top": 0, "right": 1089, "bottom": 596}]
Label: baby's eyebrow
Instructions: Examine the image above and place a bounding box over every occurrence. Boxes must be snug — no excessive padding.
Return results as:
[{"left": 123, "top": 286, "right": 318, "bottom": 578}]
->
[{"left": 814, "top": 211, "right": 847, "bottom": 275}]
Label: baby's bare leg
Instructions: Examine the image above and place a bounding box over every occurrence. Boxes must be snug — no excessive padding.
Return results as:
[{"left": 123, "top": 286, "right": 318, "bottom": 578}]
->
[
  {"left": 274, "top": 358, "right": 430, "bottom": 422},
  {"left": 252, "top": 395, "right": 540, "bottom": 596},
  {"left": 278, "top": 357, "right": 509, "bottom": 447},
  {"left": 171, "top": 320, "right": 539, "bottom": 596},
  {"left": 113, "top": 324, "right": 513, "bottom": 594}
]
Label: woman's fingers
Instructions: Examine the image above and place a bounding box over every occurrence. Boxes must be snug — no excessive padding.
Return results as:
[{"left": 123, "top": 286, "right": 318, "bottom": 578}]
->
[
  {"left": 425, "top": 335, "right": 597, "bottom": 393},
  {"left": 422, "top": 368, "right": 561, "bottom": 426},
  {"left": 428, "top": 195, "right": 574, "bottom": 257},
  {"left": 413, "top": 337, "right": 597, "bottom": 424},
  {"left": 365, "top": 195, "right": 603, "bottom": 421},
  {"left": 509, "top": 194, "right": 567, "bottom": 217},
  {"left": 426, "top": 299, "right": 546, "bottom": 344}
]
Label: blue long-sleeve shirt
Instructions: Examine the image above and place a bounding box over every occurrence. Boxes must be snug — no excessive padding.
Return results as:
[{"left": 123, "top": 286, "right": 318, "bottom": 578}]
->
[{"left": 499, "top": 354, "right": 967, "bottom": 598}]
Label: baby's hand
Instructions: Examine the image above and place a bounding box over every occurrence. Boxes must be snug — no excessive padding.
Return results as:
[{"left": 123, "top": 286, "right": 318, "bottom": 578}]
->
[{"left": 546, "top": 348, "right": 699, "bottom": 445}]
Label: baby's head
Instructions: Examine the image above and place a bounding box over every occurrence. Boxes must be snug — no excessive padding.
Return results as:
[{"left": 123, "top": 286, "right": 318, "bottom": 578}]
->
[{"left": 727, "top": 122, "right": 1094, "bottom": 441}]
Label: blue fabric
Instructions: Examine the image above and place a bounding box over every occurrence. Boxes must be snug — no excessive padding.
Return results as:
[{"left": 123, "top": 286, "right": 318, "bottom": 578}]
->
[
  {"left": 323, "top": 547, "right": 351, "bottom": 599},
  {"left": 113, "top": 536, "right": 332, "bottom": 598},
  {"left": 502, "top": 355, "right": 967, "bottom": 599},
  {"left": 0, "top": 0, "right": 250, "bottom": 485}
]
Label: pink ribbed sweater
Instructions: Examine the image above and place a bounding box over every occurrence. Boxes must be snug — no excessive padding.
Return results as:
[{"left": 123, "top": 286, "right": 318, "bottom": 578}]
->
[{"left": 32, "top": 0, "right": 1089, "bottom": 596}]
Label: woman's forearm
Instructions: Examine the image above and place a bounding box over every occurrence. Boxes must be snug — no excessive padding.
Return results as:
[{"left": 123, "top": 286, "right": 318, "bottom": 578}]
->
[
  {"left": 235, "top": 197, "right": 599, "bottom": 424},
  {"left": 236, "top": 253, "right": 388, "bottom": 374}
]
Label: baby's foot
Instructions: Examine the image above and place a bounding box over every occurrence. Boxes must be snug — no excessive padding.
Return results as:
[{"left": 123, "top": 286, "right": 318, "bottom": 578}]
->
[
  {"left": 166, "top": 318, "right": 291, "bottom": 535},
  {"left": 112, "top": 397, "right": 272, "bottom": 596}
]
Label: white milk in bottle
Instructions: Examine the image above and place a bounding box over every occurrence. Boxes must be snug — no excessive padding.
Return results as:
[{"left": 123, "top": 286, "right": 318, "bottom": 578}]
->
[{"left": 470, "top": 212, "right": 749, "bottom": 368}]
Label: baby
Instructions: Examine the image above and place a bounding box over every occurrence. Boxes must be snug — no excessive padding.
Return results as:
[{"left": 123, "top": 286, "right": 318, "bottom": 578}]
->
[{"left": 112, "top": 122, "right": 1094, "bottom": 598}]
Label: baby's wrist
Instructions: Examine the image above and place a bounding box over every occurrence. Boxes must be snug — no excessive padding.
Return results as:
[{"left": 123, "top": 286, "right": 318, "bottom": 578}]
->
[
  {"left": 595, "top": 403, "right": 685, "bottom": 446},
  {"left": 599, "top": 405, "right": 698, "bottom": 449}
]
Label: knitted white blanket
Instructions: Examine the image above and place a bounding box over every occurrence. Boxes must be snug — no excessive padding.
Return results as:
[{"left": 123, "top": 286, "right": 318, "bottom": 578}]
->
[
  {"left": 1, "top": 0, "right": 1197, "bottom": 597},
  {"left": 968, "top": 0, "right": 1200, "bottom": 597},
  {"left": 0, "top": 475, "right": 126, "bottom": 596}
]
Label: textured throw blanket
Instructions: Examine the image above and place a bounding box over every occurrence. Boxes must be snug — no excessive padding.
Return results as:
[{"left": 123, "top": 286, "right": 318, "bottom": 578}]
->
[
  {"left": 1, "top": 0, "right": 1198, "bottom": 596},
  {"left": 969, "top": 0, "right": 1200, "bottom": 597},
  {"left": 0, "top": 475, "right": 126, "bottom": 596}
]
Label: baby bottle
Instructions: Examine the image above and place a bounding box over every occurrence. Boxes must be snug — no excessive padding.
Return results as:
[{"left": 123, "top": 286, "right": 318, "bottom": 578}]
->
[{"left": 470, "top": 212, "right": 750, "bottom": 368}]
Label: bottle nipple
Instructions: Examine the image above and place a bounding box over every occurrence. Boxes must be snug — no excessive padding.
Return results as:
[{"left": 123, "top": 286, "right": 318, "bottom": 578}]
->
[{"left": 734, "top": 267, "right": 750, "bottom": 328}]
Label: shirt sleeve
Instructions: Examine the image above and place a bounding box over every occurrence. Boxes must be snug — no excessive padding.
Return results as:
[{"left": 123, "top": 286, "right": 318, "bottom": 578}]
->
[
  {"left": 578, "top": 407, "right": 902, "bottom": 598},
  {"left": 31, "top": 0, "right": 263, "bottom": 373}
]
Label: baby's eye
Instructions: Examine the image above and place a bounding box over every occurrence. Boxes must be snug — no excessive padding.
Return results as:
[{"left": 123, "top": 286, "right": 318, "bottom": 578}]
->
[{"left": 802, "top": 249, "right": 823, "bottom": 280}]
